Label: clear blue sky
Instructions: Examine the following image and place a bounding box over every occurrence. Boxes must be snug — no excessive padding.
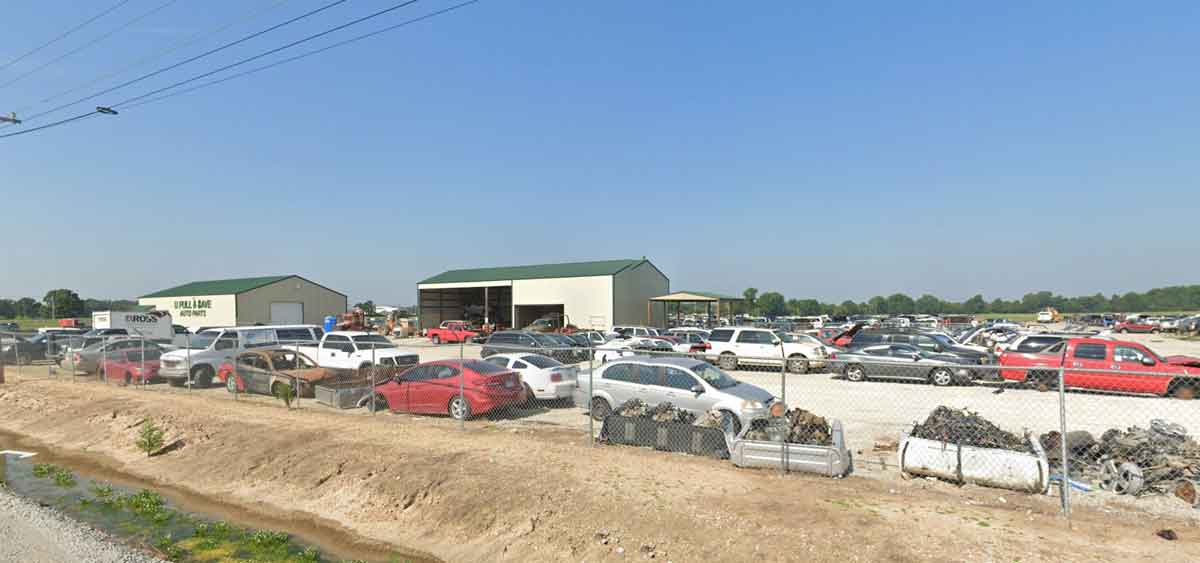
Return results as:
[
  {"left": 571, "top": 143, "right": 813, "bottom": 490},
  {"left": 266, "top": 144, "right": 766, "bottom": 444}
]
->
[{"left": 1, "top": 1, "right": 1196, "bottom": 306}]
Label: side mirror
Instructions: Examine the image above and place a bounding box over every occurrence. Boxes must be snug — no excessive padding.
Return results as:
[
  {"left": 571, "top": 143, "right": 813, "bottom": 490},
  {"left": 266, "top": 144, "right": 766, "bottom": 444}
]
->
[
  {"left": 690, "top": 384, "right": 705, "bottom": 395},
  {"left": 773, "top": 339, "right": 782, "bottom": 346},
  {"left": 911, "top": 353, "right": 921, "bottom": 361},
  {"left": 1141, "top": 357, "right": 1155, "bottom": 367}
]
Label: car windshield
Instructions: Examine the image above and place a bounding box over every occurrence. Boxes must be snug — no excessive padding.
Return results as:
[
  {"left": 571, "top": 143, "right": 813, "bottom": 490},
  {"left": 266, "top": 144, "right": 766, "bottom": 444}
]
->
[
  {"left": 692, "top": 364, "right": 740, "bottom": 390},
  {"left": 465, "top": 360, "right": 508, "bottom": 374},
  {"left": 532, "top": 334, "right": 560, "bottom": 347},
  {"left": 773, "top": 331, "right": 798, "bottom": 343},
  {"left": 351, "top": 335, "right": 397, "bottom": 349},
  {"left": 522, "top": 355, "right": 562, "bottom": 369},
  {"left": 930, "top": 334, "right": 956, "bottom": 347}
]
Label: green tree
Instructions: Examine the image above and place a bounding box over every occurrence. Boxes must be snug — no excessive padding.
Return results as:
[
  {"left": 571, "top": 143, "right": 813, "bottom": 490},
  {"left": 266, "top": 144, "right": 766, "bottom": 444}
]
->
[
  {"left": 742, "top": 288, "right": 759, "bottom": 315},
  {"left": 867, "top": 296, "right": 887, "bottom": 315},
  {"left": 757, "top": 292, "right": 787, "bottom": 318},
  {"left": 915, "top": 294, "right": 943, "bottom": 314},
  {"left": 43, "top": 289, "right": 84, "bottom": 319},
  {"left": 885, "top": 293, "right": 915, "bottom": 314},
  {"left": 14, "top": 297, "right": 42, "bottom": 318},
  {"left": 353, "top": 300, "right": 376, "bottom": 315},
  {"left": 0, "top": 299, "right": 14, "bottom": 318},
  {"left": 838, "top": 300, "right": 861, "bottom": 316},
  {"left": 962, "top": 294, "right": 987, "bottom": 313}
]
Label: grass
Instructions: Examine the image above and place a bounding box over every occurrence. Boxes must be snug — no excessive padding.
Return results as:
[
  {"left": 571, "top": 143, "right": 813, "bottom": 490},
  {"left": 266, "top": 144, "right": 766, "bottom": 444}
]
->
[{"left": 0, "top": 318, "right": 87, "bottom": 331}]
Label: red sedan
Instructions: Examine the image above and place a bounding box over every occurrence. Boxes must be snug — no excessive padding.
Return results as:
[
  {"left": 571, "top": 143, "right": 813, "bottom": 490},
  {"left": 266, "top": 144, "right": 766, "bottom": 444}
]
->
[
  {"left": 371, "top": 360, "right": 525, "bottom": 420},
  {"left": 100, "top": 349, "right": 162, "bottom": 385}
]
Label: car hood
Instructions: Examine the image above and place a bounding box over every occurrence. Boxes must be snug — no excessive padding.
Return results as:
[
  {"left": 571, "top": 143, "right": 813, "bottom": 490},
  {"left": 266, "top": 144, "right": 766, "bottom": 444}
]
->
[
  {"left": 719, "top": 382, "right": 775, "bottom": 403},
  {"left": 1165, "top": 355, "right": 1200, "bottom": 368},
  {"left": 280, "top": 368, "right": 339, "bottom": 383}
]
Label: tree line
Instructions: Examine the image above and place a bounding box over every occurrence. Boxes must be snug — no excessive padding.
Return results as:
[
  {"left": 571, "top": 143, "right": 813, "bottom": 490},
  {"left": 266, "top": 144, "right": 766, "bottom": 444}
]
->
[
  {"left": 734, "top": 285, "right": 1200, "bottom": 318},
  {"left": 0, "top": 289, "right": 138, "bottom": 319}
]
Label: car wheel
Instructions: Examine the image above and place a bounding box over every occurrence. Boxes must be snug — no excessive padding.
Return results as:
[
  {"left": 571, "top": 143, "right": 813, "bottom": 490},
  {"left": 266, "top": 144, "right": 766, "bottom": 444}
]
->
[
  {"left": 929, "top": 368, "right": 954, "bottom": 387},
  {"left": 448, "top": 396, "right": 472, "bottom": 420},
  {"left": 524, "top": 383, "right": 536, "bottom": 406},
  {"left": 192, "top": 366, "right": 214, "bottom": 388},
  {"left": 786, "top": 355, "right": 809, "bottom": 374},
  {"left": 1120, "top": 328, "right": 1129, "bottom": 334},
  {"left": 1029, "top": 370, "right": 1055, "bottom": 392},
  {"left": 718, "top": 353, "right": 738, "bottom": 371},
  {"left": 590, "top": 397, "right": 612, "bottom": 421},
  {"left": 432, "top": 335, "right": 441, "bottom": 345},
  {"left": 720, "top": 410, "right": 742, "bottom": 436},
  {"left": 1171, "top": 383, "right": 1196, "bottom": 401},
  {"left": 1152, "top": 329, "right": 1160, "bottom": 334},
  {"left": 845, "top": 364, "right": 866, "bottom": 382},
  {"left": 226, "top": 374, "right": 238, "bottom": 393}
]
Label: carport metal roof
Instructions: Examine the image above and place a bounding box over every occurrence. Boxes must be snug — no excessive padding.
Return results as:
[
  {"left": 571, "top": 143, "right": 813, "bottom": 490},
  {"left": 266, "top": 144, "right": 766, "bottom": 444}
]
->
[{"left": 649, "top": 290, "right": 743, "bottom": 302}]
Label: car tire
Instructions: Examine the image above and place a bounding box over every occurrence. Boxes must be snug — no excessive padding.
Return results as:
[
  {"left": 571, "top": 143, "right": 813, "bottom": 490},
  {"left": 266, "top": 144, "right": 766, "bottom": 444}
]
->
[
  {"left": 1029, "top": 370, "right": 1055, "bottom": 392},
  {"left": 524, "top": 383, "right": 536, "bottom": 406},
  {"left": 718, "top": 353, "right": 738, "bottom": 371},
  {"left": 448, "top": 396, "right": 472, "bottom": 420},
  {"left": 1120, "top": 328, "right": 1129, "bottom": 334},
  {"left": 1170, "top": 381, "right": 1196, "bottom": 400},
  {"left": 192, "top": 366, "right": 214, "bottom": 388},
  {"left": 720, "top": 410, "right": 742, "bottom": 436},
  {"left": 590, "top": 397, "right": 612, "bottom": 421},
  {"left": 226, "top": 374, "right": 238, "bottom": 393},
  {"left": 786, "top": 355, "right": 809, "bottom": 374},
  {"left": 432, "top": 335, "right": 441, "bottom": 345},
  {"left": 929, "top": 367, "right": 954, "bottom": 387},
  {"left": 845, "top": 364, "right": 866, "bottom": 382}
]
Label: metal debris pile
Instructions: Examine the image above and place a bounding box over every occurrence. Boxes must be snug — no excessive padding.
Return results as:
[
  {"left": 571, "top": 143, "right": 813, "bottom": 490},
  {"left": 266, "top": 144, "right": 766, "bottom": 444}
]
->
[
  {"left": 614, "top": 399, "right": 696, "bottom": 424},
  {"left": 1042, "top": 419, "right": 1200, "bottom": 505},
  {"left": 910, "top": 406, "right": 1031, "bottom": 453},
  {"left": 743, "top": 408, "right": 833, "bottom": 446},
  {"left": 695, "top": 411, "right": 724, "bottom": 429}
]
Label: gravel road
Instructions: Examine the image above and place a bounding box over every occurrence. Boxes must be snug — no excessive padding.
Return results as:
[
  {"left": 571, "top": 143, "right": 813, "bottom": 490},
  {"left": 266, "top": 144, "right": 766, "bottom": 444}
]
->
[{"left": 0, "top": 486, "right": 164, "bottom": 563}]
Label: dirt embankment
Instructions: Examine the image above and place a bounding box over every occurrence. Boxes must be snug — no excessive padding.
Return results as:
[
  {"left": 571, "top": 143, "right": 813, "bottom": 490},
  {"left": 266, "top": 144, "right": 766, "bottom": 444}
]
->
[{"left": 0, "top": 378, "right": 1197, "bottom": 562}]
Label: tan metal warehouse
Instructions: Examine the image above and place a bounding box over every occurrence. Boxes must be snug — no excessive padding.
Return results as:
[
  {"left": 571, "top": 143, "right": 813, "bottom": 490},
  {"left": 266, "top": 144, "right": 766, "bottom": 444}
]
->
[
  {"left": 417, "top": 259, "right": 669, "bottom": 331},
  {"left": 138, "top": 275, "right": 348, "bottom": 329}
]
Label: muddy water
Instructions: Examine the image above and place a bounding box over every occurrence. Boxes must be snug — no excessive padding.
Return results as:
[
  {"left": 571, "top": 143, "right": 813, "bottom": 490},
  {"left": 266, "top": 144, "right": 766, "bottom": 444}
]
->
[{"left": 0, "top": 430, "right": 437, "bottom": 563}]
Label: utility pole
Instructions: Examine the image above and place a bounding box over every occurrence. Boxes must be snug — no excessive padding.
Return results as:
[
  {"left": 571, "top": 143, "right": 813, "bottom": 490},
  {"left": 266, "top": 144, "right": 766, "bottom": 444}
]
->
[{"left": 0, "top": 112, "right": 20, "bottom": 125}]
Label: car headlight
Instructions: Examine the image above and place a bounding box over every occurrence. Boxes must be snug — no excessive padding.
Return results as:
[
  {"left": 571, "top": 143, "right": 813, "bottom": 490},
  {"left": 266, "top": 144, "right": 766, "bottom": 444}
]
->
[{"left": 741, "top": 400, "right": 766, "bottom": 410}]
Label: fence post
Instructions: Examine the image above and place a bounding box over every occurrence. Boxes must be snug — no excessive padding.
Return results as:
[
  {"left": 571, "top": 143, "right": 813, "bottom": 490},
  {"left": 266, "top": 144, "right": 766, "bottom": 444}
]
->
[
  {"left": 47, "top": 334, "right": 54, "bottom": 379},
  {"left": 459, "top": 337, "right": 466, "bottom": 431},
  {"left": 185, "top": 332, "right": 192, "bottom": 390},
  {"left": 371, "top": 341, "right": 377, "bottom": 415},
  {"left": 1057, "top": 363, "right": 1071, "bottom": 519},
  {"left": 68, "top": 335, "right": 76, "bottom": 381},
  {"left": 139, "top": 336, "right": 146, "bottom": 388},
  {"left": 294, "top": 339, "right": 302, "bottom": 409},
  {"left": 780, "top": 344, "right": 788, "bottom": 474},
  {"left": 588, "top": 339, "right": 595, "bottom": 446}
]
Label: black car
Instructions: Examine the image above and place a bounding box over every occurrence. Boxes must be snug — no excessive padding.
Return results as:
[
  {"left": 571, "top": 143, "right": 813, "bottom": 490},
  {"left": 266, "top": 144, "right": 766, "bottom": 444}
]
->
[
  {"left": 1, "top": 334, "right": 49, "bottom": 363},
  {"left": 848, "top": 330, "right": 992, "bottom": 365},
  {"left": 0, "top": 322, "right": 19, "bottom": 332},
  {"left": 482, "top": 330, "right": 579, "bottom": 364}
]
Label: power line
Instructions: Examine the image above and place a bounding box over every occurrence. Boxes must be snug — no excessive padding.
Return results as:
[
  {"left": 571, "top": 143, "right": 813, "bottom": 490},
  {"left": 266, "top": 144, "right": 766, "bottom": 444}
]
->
[
  {"left": 124, "top": 0, "right": 481, "bottom": 111},
  {"left": 0, "top": 0, "right": 133, "bottom": 73},
  {"left": 31, "top": 0, "right": 298, "bottom": 110},
  {"left": 0, "top": 109, "right": 105, "bottom": 139},
  {"left": 10, "top": 0, "right": 352, "bottom": 127},
  {"left": 0, "top": 0, "right": 184, "bottom": 90},
  {"left": 111, "top": 0, "right": 427, "bottom": 110}
]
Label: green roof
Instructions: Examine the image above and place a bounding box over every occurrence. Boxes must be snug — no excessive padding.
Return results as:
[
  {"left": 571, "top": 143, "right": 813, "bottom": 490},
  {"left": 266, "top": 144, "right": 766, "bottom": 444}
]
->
[
  {"left": 140, "top": 276, "right": 293, "bottom": 299},
  {"left": 419, "top": 259, "right": 647, "bottom": 285}
]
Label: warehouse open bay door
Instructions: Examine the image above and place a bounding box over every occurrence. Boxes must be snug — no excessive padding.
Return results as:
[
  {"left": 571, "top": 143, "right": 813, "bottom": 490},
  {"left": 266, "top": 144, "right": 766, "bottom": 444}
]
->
[{"left": 514, "top": 304, "right": 565, "bottom": 330}]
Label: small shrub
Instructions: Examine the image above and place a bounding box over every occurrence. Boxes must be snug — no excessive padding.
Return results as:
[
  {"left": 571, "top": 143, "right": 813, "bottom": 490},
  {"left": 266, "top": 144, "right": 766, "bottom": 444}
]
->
[
  {"left": 32, "top": 463, "right": 56, "bottom": 478},
  {"left": 51, "top": 468, "right": 76, "bottom": 488},
  {"left": 136, "top": 420, "right": 165, "bottom": 456},
  {"left": 274, "top": 382, "right": 295, "bottom": 408},
  {"left": 89, "top": 482, "right": 114, "bottom": 499}
]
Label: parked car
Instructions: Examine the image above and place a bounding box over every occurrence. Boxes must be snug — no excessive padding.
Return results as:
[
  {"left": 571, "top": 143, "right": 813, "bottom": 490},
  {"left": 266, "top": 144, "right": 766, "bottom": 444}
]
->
[
  {"left": 70, "top": 339, "right": 165, "bottom": 375},
  {"left": 369, "top": 359, "right": 526, "bottom": 420},
  {"left": 847, "top": 330, "right": 992, "bottom": 367},
  {"left": 297, "top": 331, "right": 419, "bottom": 371},
  {"left": 157, "top": 325, "right": 324, "bottom": 387},
  {"left": 575, "top": 356, "right": 777, "bottom": 435},
  {"left": 998, "top": 338, "right": 1200, "bottom": 398},
  {"left": 1, "top": 334, "right": 51, "bottom": 363},
  {"left": 833, "top": 344, "right": 978, "bottom": 386},
  {"left": 667, "top": 327, "right": 710, "bottom": 340},
  {"left": 668, "top": 331, "right": 708, "bottom": 354},
  {"left": 0, "top": 321, "right": 18, "bottom": 331},
  {"left": 426, "top": 321, "right": 479, "bottom": 345},
  {"left": 481, "top": 330, "right": 580, "bottom": 364},
  {"left": 608, "top": 326, "right": 660, "bottom": 338},
  {"left": 706, "top": 327, "right": 825, "bottom": 373},
  {"left": 99, "top": 349, "right": 163, "bottom": 385},
  {"left": 568, "top": 331, "right": 608, "bottom": 347},
  {"left": 483, "top": 353, "right": 578, "bottom": 402},
  {"left": 216, "top": 348, "right": 338, "bottom": 398},
  {"left": 592, "top": 336, "right": 672, "bottom": 363},
  {"left": 1112, "top": 319, "right": 1160, "bottom": 334}
]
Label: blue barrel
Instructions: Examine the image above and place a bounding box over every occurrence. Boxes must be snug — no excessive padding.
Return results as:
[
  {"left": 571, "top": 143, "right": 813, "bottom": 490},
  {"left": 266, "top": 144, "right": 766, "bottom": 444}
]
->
[{"left": 324, "top": 315, "right": 338, "bottom": 332}]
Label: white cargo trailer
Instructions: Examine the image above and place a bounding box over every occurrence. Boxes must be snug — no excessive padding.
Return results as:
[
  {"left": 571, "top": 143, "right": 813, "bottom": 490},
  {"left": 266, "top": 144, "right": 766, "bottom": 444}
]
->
[{"left": 91, "top": 311, "right": 174, "bottom": 341}]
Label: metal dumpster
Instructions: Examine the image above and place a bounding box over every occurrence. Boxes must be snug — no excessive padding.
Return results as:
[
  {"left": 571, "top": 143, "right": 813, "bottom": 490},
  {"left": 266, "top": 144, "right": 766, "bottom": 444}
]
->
[
  {"left": 315, "top": 378, "right": 374, "bottom": 409},
  {"left": 727, "top": 419, "right": 853, "bottom": 477},
  {"left": 899, "top": 434, "right": 1049, "bottom": 494}
]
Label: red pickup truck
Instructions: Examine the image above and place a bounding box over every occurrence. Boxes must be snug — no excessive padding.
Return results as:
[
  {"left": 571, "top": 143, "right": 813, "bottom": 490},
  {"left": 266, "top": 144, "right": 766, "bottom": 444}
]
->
[
  {"left": 427, "top": 321, "right": 479, "bottom": 345},
  {"left": 1112, "top": 319, "right": 1160, "bottom": 334},
  {"left": 998, "top": 337, "right": 1200, "bottom": 399}
]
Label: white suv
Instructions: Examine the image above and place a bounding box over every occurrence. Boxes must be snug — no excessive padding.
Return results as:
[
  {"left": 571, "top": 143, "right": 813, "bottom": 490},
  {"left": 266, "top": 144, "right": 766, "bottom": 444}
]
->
[{"left": 706, "top": 327, "right": 826, "bottom": 373}]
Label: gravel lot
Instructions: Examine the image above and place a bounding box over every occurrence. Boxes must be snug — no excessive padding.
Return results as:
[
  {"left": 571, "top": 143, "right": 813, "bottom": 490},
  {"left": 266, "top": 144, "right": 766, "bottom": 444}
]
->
[{"left": 0, "top": 485, "right": 165, "bottom": 563}]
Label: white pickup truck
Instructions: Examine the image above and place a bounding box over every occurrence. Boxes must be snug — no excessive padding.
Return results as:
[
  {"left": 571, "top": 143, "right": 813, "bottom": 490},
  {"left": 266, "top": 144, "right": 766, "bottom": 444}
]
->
[{"left": 298, "top": 331, "right": 419, "bottom": 370}]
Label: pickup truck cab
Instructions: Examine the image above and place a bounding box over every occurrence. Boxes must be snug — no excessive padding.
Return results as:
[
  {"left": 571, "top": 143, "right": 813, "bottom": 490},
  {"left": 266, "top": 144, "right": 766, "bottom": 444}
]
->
[
  {"left": 298, "top": 331, "right": 419, "bottom": 371},
  {"left": 426, "top": 321, "right": 478, "bottom": 345},
  {"left": 999, "top": 337, "right": 1200, "bottom": 399}
]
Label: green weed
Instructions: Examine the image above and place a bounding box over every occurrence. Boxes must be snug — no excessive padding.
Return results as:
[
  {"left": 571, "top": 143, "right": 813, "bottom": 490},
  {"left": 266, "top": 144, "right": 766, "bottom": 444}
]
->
[
  {"left": 51, "top": 467, "right": 76, "bottom": 488},
  {"left": 136, "top": 420, "right": 165, "bottom": 456}
]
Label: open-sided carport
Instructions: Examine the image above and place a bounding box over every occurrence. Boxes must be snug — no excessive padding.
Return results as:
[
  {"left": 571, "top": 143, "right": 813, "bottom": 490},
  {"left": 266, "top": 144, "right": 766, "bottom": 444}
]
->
[{"left": 649, "top": 291, "right": 743, "bottom": 327}]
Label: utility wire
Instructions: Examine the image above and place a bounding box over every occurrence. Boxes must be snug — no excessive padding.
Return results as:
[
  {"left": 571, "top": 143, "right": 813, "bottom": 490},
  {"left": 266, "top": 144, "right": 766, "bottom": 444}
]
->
[
  {"left": 124, "top": 0, "right": 481, "bottom": 111},
  {"left": 0, "top": 110, "right": 102, "bottom": 139},
  {"left": 0, "top": 0, "right": 184, "bottom": 90},
  {"left": 34, "top": 0, "right": 298, "bottom": 108},
  {"left": 11, "top": 0, "right": 352, "bottom": 126},
  {"left": 0, "top": 0, "right": 133, "bottom": 73},
  {"left": 111, "top": 0, "right": 426, "bottom": 109}
]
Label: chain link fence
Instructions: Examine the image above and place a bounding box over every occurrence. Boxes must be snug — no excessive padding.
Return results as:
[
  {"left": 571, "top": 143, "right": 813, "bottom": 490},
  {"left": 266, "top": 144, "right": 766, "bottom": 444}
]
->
[{"left": 5, "top": 325, "right": 1198, "bottom": 516}]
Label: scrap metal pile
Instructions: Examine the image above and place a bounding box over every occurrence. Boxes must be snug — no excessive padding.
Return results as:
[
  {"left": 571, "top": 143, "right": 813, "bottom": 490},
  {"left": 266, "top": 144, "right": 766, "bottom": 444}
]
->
[
  {"left": 910, "top": 406, "right": 1032, "bottom": 453},
  {"left": 1041, "top": 419, "right": 1200, "bottom": 506},
  {"left": 743, "top": 408, "right": 833, "bottom": 446},
  {"left": 614, "top": 399, "right": 697, "bottom": 424}
]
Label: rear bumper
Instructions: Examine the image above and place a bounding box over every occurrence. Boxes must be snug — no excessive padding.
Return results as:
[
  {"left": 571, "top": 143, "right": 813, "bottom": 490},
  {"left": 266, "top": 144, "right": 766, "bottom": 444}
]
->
[{"left": 533, "top": 380, "right": 575, "bottom": 400}]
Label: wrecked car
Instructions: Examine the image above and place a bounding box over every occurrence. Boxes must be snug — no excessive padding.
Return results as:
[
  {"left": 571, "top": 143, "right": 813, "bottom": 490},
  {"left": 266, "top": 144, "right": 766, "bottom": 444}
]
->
[{"left": 217, "top": 348, "right": 340, "bottom": 398}]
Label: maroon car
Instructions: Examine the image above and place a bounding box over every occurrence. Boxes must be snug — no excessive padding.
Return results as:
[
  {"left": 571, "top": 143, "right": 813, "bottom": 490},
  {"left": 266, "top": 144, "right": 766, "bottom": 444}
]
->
[
  {"left": 100, "top": 349, "right": 163, "bottom": 385},
  {"left": 371, "top": 360, "right": 526, "bottom": 420},
  {"left": 1114, "top": 319, "right": 1160, "bottom": 334}
]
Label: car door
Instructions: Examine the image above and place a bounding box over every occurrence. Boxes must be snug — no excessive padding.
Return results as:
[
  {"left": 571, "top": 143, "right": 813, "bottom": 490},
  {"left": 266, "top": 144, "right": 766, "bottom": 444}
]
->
[
  {"left": 321, "top": 335, "right": 351, "bottom": 366},
  {"left": 1063, "top": 342, "right": 1110, "bottom": 390},
  {"left": 213, "top": 331, "right": 240, "bottom": 365},
  {"left": 599, "top": 363, "right": 639, "bottom": 407},
  {"left": 735, "top": 330, "right": 776, "bottom": 365},
  {"left": 661, "top": 366, "right": 710, "bottom": 413},
  {"left": 1111, "top": 345, "right": 1169, "bottom": 395},
  {"left": 386, "top": 365, "right": 420, "bottom": 412},
  {"left": 234, "top": 354, "right": 263, "bottom": 393},
  {"left": 886, "top": 345, "right": 926, "bottom": 379}
]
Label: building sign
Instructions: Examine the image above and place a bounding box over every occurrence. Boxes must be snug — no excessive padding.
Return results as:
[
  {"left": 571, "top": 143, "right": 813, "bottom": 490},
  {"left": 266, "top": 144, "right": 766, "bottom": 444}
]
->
[{"left": 174, "top": 298, "right": 213, "bottom": 318}]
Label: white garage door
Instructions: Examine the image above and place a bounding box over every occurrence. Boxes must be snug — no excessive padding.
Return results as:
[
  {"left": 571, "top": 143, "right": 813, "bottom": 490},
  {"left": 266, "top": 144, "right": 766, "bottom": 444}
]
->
[{"left": 269, "top": 302, "right": 304, "bottom": 325}]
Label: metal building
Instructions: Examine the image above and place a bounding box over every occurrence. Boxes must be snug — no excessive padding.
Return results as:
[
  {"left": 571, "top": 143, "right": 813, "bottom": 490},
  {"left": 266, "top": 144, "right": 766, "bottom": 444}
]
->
[
  {"left": 138, "top": 275, "right": 347, "bottom": 329},
  {"left": 417, "top": 259, "right": 669, "bottom": 331}
]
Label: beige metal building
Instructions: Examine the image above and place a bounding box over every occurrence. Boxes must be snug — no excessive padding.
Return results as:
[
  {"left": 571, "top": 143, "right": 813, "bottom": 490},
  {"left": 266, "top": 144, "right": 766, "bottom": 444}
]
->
[
  {"left": 139, "top": 275, "right": 347, "bottom": 329},
  {"left": 417, "top": 259, "right": 669, "bottom": 330}
]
